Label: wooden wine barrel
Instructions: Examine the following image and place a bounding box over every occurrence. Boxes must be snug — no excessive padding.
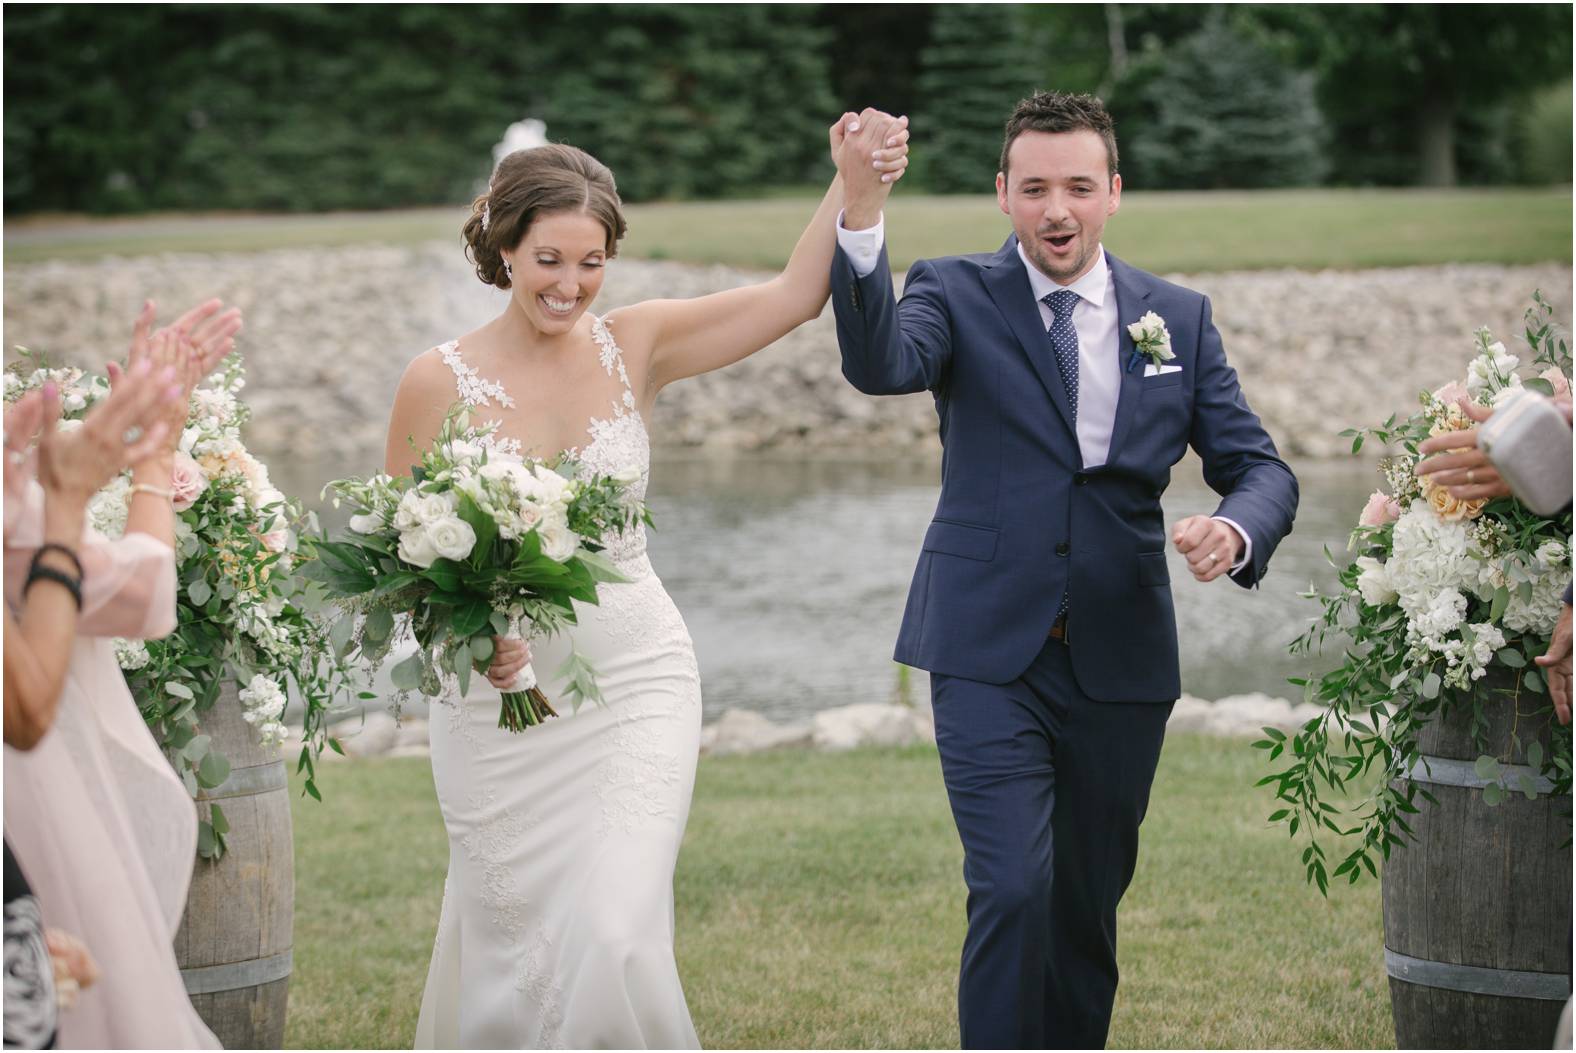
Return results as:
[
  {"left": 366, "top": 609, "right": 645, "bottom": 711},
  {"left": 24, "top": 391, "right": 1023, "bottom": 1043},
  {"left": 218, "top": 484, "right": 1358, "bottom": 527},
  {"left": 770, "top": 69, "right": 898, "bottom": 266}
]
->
[
  {"left": 173, "top": 683, "right": 294, "bottom": 1049},
  {"left": 1382, "top": 674, "right": 1572, "bottom": 1049}
]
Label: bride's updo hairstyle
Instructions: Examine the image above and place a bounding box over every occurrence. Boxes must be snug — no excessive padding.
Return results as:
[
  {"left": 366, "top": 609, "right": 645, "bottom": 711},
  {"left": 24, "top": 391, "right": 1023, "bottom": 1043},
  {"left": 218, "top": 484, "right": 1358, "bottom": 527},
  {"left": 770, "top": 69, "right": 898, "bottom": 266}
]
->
[{"left": 463, "top": 144, "right": 628, "bottom": 290}]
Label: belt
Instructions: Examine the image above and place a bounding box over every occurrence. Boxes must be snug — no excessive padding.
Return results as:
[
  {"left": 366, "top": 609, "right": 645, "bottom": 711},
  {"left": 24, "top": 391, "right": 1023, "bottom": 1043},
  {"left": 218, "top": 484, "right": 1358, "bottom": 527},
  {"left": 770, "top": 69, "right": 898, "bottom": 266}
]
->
[{"left": 1047, "top": 614, "right": 1069, "bottom": 642}]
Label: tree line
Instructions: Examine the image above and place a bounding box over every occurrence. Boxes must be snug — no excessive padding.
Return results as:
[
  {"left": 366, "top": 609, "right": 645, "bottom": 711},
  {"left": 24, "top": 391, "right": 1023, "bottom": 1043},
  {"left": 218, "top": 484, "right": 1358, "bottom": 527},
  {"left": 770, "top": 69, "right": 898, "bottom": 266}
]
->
[{"left": 4, "top": 4, "right": 1569, "bottom": 214}]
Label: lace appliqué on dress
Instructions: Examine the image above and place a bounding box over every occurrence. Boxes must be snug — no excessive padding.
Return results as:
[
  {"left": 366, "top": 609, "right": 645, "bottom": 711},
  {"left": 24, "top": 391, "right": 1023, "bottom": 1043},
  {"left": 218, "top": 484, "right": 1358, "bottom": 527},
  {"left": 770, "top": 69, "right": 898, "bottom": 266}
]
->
[
  {"left": 437, "top": 340, "right": 523, "bottom": 459},
  {"left": 460, "top": 788, "right": 526, "bottom": 942}
]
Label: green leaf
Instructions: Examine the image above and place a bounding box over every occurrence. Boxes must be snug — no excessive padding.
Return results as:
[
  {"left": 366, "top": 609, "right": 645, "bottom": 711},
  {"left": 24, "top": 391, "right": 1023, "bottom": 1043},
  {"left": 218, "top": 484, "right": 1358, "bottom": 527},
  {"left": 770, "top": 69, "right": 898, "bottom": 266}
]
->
[
  {"left": 575, "top": 549, "right": 630, "bottom": 585},
  {"left": 1482, "top": 781, "right": 1504, "bottom": 807},
  {"left": 390, "top": 652, "right": 424, "bottom": 691},
  {"left": 470, "top": 635, "right": 494, "bottom": 664},
  {"left": 455, "top": 639, "right": 472, "bottom": 696},
  {"left": 364, "top": 605, "right": 395, "bottom": 644},
  {"left": 1490, "top": 587, "right": 1510, "bottom": 623},
  {"left": 1497, "top": 648, "right": 1527, "bottom": 668},
  {"left": 165, "top": 681, "right": 195, "bottom": 700},
  {"left": 1260, "top": 726, "right": 1286, "bottom": 743},
  {"left": 1474, "top": 754, "right": 1500, "bottom": 781},
  {"left": 187, "top": 579, "right": 213, "bottom": 607},
  {"left": 452, "top": 599, "right": 492, "bottom": 639},
  {"left": 423, "top": 559, "right": 463, "bottom": 593},
  {"left": 490, "top": 611, "right": 511, "bottom": 636},
  {"left": 1517, "top": 773, "right": 1540, "bottom": 801},
  {"left": 196, "top": 821, "right": 217, "bottom": 859},
  {"left": 1526, "top": 741, "right": 1544, "bottom": 769},
  {"left": 1522, "top": 668, "right": 1545, "bottom": 694},
  {"left": 197, "top": 750, "right": 231, "bottom": 789},
  {"left": 182, "top": 733, "right": 211, "bottom": 762},
  {"left": 1523, "top": 377, "right": 1556, "bottom": 396},
  {"left": 1421, "top": 673, "right": 1440, "bottom": 699},
  {"left": 208, "top": 802, "right": 229, "bottom": 835}
]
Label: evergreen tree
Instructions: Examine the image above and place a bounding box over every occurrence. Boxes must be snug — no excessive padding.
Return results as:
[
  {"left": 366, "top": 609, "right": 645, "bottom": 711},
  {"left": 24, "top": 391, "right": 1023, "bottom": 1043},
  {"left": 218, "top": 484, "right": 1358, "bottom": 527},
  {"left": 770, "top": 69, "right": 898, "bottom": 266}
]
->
[
  {"left": 1109, "top": 18, "right": 1326, "bottom": 190},
  {"left": 913, "top": 5, "right": 1040, "bottom": 194}
]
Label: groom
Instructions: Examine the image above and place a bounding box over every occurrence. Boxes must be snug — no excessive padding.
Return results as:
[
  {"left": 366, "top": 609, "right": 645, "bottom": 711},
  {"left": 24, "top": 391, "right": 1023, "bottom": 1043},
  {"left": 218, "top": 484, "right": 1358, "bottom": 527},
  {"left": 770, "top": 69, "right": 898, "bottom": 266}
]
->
[{"left": 830, "top": 92, "right": 1298, "bottom": 1048}]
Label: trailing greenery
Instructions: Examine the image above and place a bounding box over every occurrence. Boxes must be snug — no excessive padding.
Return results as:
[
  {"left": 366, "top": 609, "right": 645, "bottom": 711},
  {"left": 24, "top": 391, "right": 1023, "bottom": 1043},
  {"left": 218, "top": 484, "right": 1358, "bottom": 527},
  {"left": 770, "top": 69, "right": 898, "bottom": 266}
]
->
[
  {"left": 286, "top": 739, "right": 1390, "bottom": 1049},
  {"left": 1259, "top": 295, "right": 1573, "bottom": 893}
]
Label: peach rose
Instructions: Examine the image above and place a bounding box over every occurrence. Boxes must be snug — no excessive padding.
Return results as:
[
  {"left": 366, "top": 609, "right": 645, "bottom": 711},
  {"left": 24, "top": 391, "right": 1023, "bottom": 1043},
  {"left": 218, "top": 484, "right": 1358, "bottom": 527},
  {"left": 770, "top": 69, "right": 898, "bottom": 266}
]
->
[
  {"left": 1358, "top": 490, "right": 1400, "bottom": 527},
  {"left": 170, "top": 452, "right": 209, "bottom": 512},
  {"left": 1423, "top": 478, "right": 1487, "bottom": 522},
  {"left": 1432, "top": 380, "right": 1470, "bottom": 407}
]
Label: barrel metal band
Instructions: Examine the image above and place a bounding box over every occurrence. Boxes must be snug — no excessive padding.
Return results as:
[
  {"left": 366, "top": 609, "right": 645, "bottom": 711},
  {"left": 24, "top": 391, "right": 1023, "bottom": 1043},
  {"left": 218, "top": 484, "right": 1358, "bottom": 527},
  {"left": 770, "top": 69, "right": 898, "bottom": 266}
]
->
[
  {"left": 196, "top": 760, "right": 287, "bottom": 801},
  {"left": 181, "top": 949, "right": 293, "bottom": 995},
  {"left": 1385, "top": 948, "right": 1571, "bottom": 1001},
  {"left": 1405, "top": 755, "right": 1555, "bottom": 794}
]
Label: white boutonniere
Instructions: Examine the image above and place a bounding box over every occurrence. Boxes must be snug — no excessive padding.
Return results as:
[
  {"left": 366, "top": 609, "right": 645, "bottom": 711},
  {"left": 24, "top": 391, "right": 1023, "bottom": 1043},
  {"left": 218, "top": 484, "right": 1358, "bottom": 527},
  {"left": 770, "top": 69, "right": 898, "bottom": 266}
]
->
[{"left": 1126, "top": 311, "right": 1174, "bottom": 373}]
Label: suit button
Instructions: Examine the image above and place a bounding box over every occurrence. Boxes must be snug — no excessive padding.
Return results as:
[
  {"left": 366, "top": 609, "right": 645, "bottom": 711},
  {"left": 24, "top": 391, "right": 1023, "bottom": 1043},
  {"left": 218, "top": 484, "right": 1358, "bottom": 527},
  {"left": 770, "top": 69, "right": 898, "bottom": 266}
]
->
[
  {"left": 1056, "top": 542, "right": 1071, "bottom": 557},
  {"left": 1073, "top": 474, "right": 1088, "bottom": 486}
]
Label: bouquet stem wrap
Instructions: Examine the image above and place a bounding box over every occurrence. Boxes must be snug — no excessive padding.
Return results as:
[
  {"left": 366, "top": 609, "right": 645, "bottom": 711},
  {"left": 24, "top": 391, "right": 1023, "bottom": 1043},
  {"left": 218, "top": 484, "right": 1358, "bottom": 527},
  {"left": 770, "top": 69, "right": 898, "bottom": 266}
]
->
[{"left": 498, "top": 635, "right": 557, "bottom": 732}]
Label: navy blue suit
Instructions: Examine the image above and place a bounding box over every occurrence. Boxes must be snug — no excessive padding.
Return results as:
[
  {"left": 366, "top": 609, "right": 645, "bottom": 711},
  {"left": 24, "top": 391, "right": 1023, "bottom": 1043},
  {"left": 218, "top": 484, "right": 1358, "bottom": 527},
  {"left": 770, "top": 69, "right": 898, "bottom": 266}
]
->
[{"left": 832, "top": 237, "right": 1297, "bottom": 1047}]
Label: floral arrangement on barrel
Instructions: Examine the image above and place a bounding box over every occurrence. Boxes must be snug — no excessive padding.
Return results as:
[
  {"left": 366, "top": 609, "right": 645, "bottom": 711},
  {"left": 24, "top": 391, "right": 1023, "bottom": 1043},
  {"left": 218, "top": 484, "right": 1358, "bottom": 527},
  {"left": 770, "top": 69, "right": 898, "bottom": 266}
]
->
[
  {"left": 308, "top": 408, "right": 647, "bottom": 732},
  {"left": 1258, "top": 293, "right": 1572, "bottom": 894},
  {"left": 5, "top": 346, "right": 365, "bottom": 859}
]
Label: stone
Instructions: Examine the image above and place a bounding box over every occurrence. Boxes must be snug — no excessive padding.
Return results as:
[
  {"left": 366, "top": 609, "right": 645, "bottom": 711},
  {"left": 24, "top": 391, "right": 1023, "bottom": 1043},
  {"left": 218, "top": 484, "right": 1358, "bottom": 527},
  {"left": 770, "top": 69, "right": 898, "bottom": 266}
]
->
[
  {"left": 702, "top": 708, "right": 812, "bottom": 756},
  {"left": 811, "top": 702, "right": 933, "bottom": 751},
  {"left": 331, "top": 711, "right": 401, "bottom": 757}
]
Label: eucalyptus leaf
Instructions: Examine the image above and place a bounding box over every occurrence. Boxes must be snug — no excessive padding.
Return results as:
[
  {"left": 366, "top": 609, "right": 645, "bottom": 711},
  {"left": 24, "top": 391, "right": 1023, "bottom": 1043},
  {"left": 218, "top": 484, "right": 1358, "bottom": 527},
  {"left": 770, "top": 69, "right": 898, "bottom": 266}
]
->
[
  {"left": 364, "top": 605, "right": 395, "bottom": 644},
  {"left": 1497, "top": 648, "right": 1527, "bottom": 668},
  {"left": 1473, "top": 754, "right": 1500, "bottom": 781},
  {"left": 1421, "top": 673, "right": 1440, "bottom": 699},
  {"left": 1527, "top": 741, "right": 1544, "bottom": 769},
  {"left": 1518, "top": 773, "right": 1540, "bottom": 801},
  {"left": 166, "top": 681, "right": 195, "bottom": 700},
  {"left": 182, "top": 734, "right": 211, "bottom": 762},
  {"left": 1482, "top": 781, "right": 1505, "bottom": 807},
  {"left": 197, "top": 750, "right": 231, "bottom": 789},
  {"left": 390, "top": 652, "right": 424, "bottom": 691}
]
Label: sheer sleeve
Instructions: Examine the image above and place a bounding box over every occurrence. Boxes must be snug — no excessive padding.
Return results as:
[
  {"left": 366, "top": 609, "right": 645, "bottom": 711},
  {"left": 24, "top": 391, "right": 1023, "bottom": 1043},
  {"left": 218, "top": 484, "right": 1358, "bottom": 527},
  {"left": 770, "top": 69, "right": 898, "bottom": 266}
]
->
[{"left": 4, "top": 479, "right": 177, "bottom": 639}]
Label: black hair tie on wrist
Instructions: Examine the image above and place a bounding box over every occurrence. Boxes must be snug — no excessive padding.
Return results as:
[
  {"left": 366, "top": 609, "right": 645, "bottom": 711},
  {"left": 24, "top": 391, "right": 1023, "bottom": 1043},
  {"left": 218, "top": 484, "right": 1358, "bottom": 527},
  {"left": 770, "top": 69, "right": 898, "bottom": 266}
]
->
[
  {"left": 30, "top": 542, "right": 84, "bottom": 580},
  {"left": 24, "top": 565, "right": 83, "bottom": 611}
]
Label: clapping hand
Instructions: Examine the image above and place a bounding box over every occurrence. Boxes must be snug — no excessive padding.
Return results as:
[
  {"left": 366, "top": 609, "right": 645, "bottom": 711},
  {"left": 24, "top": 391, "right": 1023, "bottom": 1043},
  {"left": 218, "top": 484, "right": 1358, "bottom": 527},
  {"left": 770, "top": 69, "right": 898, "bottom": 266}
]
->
[
  {"left": 3, "top": 359, "right": 181, "bottom": 507},
  {"left": 106, "top": 298, "right": 244, "bottom": 467}
]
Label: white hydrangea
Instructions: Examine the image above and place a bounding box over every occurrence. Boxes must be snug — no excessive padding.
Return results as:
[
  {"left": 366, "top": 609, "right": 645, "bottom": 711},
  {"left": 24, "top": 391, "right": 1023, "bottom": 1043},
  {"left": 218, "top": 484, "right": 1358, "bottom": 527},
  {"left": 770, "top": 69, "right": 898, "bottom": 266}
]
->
[
  {"left": 1463, "top": 623, "right": 1507, "bottom": 682},
  {"left": 113, "top": 638, "right": 150, "bottom": 671},
  {"left": 88, "top": 476, "right": 131, "bottom": 539},
  {"left": 238, "top": 674, "right": 289, "bottom": 748}
]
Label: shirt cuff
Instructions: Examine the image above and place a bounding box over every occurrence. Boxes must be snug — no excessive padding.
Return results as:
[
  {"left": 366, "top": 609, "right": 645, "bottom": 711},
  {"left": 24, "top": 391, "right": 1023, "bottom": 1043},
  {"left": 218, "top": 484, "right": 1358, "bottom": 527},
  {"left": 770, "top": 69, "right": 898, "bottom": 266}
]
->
[
  {"left": 835, "top": 210, "right": 885, "bottom": 279},
  {"left": 1212, "top": 517, "right": 1252, "bottom": 574}
]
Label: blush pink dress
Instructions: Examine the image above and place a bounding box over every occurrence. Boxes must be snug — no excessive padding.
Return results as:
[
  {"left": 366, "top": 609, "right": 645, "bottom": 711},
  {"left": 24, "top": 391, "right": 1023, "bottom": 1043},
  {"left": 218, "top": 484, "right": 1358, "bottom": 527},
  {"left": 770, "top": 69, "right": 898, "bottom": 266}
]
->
[{"left": 4, "top": 478, "right": 219, "bottom": 1049}]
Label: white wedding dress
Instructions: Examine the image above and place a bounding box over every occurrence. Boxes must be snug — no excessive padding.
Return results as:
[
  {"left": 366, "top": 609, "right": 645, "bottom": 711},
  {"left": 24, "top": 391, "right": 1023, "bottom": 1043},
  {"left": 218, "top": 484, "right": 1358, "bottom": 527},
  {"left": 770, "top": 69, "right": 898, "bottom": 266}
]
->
[{"left": 415, "top": 317, "right": 703, "bottom": 1049}]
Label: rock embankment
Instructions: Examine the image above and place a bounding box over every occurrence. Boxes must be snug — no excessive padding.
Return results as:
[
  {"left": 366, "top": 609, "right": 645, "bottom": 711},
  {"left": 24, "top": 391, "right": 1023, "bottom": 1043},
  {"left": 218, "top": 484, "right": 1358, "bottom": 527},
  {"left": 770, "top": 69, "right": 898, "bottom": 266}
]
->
[
  {"left": 3, "top": 245, "right": 1567, "bottom": 466},
  {"left": 296, "top": 691, "right": 1323, "bottom": 761}
]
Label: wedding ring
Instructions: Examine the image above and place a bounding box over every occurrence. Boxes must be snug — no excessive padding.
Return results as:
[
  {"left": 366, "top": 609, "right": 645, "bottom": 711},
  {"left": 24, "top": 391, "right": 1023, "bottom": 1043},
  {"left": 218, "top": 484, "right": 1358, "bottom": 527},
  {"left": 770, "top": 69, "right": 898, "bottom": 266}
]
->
[
  {"left": 1467, "top": 468, "right": 1476, "bottom": 484},
  {"left": 1207, "top": 552, "right": 1219, "bottom": 566},
  {"left": 122, "top": 425, "right": 144, "bottom": 445}
]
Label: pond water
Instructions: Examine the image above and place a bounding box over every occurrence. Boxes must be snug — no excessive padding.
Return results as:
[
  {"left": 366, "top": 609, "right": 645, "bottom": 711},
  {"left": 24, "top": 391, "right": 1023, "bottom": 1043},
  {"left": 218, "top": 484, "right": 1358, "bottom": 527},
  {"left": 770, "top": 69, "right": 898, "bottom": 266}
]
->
[{"left": 280, "top": 451, "right": 1376, "bottom": 723}]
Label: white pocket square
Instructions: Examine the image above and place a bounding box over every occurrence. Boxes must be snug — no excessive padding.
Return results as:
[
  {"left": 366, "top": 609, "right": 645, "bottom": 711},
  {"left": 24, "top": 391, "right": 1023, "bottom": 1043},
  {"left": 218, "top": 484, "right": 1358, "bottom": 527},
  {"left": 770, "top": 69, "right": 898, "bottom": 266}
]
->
[{"left": 1143, "top": 363, "right": 1183, "bottom": 378}]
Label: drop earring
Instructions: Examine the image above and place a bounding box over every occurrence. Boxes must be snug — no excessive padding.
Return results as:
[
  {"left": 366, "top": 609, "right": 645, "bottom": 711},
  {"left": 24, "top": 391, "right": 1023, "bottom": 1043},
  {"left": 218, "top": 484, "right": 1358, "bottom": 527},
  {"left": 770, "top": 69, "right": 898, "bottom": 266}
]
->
[{"left": 504, "top": 259, "right": 513, "bottom": 281}]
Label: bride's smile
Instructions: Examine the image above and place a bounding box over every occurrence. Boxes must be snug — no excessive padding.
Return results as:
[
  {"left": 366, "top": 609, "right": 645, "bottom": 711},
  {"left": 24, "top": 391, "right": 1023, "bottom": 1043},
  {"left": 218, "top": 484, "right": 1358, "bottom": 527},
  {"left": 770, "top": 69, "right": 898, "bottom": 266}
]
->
[{"left": 502, "top": 211, "right": 608, "bottom": 336}]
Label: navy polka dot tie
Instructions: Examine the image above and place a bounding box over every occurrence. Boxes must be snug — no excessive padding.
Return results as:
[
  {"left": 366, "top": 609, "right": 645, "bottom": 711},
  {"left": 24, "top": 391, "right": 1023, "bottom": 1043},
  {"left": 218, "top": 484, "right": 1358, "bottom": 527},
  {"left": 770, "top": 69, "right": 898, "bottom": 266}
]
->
[
  {"left": 1044, "top": 288, "right": 1079, "bottom": 620},
  {"left": 1043, "top": 289, "right": 1080, "bottom": 421}
]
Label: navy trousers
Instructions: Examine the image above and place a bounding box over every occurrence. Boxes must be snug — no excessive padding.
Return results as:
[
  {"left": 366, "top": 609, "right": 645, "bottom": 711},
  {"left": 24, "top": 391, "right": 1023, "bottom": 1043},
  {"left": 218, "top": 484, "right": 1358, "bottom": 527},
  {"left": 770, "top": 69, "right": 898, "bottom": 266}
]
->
[{"left": 931, "top": 635, "right": 1173, "bottom": 1049}]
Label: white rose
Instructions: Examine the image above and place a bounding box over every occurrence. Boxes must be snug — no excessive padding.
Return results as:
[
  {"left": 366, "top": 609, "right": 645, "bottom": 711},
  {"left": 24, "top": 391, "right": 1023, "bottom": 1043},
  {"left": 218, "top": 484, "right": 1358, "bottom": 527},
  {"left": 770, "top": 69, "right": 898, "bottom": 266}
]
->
[
  {"left": 398, "top": 525, "right": 440, "bottom": 568},
  {"left": 613, "top": 465, "right": 643, "bottom": 486},
  {"left": 62, "top": 391, "right": 86, "bottom": 413},
  {"left": 348, "top": 512, "right": 383, "bottom": 534},
  {"left": 1355, "top": 557, "right": 1399, "bottom": 607},
  {"left": 538, "top": 522, "right": 577, "bottom": 563},
  {"left": 425, "top": 516, "right": 477, "bottom": 562},
  {"left": 447, "top": 438, "right": 486, "bottom": 464}
]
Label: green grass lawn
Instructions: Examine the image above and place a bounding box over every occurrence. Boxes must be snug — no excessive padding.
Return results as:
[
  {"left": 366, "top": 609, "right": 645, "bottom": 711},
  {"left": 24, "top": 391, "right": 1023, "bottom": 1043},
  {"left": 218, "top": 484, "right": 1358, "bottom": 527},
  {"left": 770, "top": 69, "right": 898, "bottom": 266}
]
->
[
  {"left": 6, "top": 186, "right": 1569, "bottom": 272},
  {"left": 285, "top": 734, "right": 1391, "bottom": 1049}
]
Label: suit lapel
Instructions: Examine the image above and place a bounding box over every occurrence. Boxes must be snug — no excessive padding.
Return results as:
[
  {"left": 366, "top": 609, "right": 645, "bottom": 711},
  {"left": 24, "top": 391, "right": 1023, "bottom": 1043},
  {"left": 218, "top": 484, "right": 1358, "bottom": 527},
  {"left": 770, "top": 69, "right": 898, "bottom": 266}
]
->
[
  {"left": 981, "top": 238, "right": 1077, "bottom": 439},
  {"left": 1105, "top": 252, "right": 1152, "bottom": 462}
]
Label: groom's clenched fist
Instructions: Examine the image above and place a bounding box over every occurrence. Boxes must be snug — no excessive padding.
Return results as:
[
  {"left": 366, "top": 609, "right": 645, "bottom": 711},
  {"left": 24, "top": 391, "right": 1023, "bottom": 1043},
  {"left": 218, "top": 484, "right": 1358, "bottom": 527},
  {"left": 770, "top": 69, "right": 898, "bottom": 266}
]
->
[{"left": 1171, "top": 515, "right": 1243, "bottom": 583}]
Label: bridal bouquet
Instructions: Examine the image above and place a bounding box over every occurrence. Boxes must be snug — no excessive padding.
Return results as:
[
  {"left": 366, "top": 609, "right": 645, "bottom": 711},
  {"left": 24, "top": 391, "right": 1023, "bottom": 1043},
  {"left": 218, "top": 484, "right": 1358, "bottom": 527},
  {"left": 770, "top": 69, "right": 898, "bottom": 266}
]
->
[
  {"left": 1258, "top": 293, "right": 1572, "bottom": 893},
  {"left": 4, "top": 351, "right": 363, "bottom": 859},
  {"left": 308, "top": 408, "right": 648, "bottom": 731}
]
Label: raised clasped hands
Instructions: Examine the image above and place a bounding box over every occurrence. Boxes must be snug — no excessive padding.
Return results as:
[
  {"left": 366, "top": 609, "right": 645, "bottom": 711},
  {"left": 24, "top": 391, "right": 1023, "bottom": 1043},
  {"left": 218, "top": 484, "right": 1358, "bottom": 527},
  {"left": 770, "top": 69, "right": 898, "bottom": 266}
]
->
[
  {"left": 1171, "top": 515, "right": 1243, "bottom": 584},
  {"left": 829, "top": 107, "right": 911, "bottom": 230}
]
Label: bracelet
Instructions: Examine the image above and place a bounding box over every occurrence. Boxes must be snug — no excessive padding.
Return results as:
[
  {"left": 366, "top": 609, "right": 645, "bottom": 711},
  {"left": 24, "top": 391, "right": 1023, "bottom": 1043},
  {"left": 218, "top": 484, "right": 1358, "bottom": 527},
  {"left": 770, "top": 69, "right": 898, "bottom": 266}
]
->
[
  {"left": 24, "top": 565, "right": 83, "bottom": 611},
  {"left": 129, "top": 483, "right": 174, "bottom": 500},
  {"left": 29, "top": 543, "right": 83, "bottom": 580}
]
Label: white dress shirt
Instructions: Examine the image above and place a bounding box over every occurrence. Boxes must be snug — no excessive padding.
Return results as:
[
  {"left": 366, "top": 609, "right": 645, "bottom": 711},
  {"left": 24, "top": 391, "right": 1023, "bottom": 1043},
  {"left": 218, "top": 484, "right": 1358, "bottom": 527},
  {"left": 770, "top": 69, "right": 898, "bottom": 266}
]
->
[{"left": 834, "top": 212, "right": 1251, "bottom": 572}]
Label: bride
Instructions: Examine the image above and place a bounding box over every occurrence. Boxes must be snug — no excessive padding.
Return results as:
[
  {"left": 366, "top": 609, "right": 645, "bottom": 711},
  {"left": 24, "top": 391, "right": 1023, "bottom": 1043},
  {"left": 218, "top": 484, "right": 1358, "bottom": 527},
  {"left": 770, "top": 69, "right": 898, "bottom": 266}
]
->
[{"left": 384, "top": 113, "right": 909, "bottom": 1049}]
